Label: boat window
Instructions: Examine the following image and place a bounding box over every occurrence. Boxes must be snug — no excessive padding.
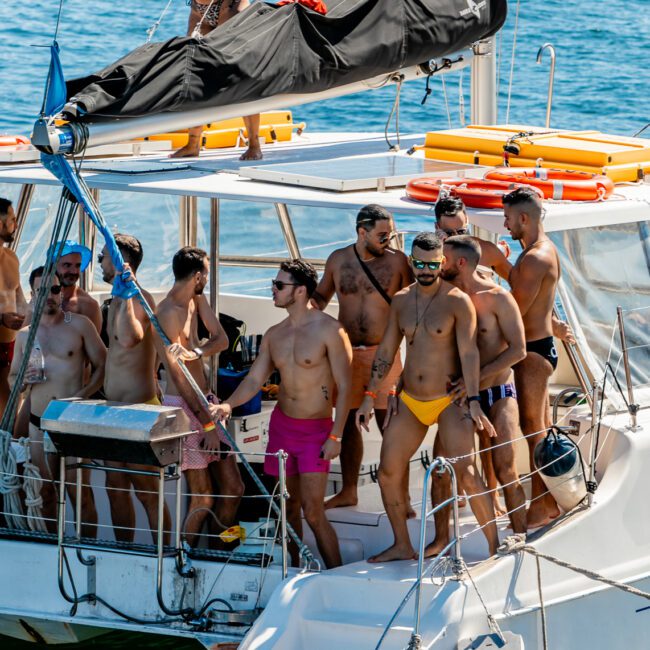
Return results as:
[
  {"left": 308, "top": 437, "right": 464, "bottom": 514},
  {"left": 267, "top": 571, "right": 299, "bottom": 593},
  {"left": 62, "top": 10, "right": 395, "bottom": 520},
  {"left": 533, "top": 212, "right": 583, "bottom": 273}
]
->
[
  {"left": 15, "top": 184, "right": 67, "bottom": 286},
  {"left": 550, "top": 222, "right": 650, "bottom": 406},
  {"left": 94, "top": 190, "right": 180, "bottom": 291},
  {"left": 0, "top": 183, "right": 20, "bottom": 206}
]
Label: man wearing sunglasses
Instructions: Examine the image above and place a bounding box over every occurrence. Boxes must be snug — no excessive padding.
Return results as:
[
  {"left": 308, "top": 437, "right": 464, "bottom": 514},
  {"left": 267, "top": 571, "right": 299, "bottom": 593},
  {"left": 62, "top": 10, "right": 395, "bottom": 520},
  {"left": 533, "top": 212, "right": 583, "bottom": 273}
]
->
[
  {"left": 216, "top": 260, "right": 352, "bottom": 568},
  {"left": 356, "top": 232, "right": 498, "bottom": 562},
  {"left": 434, "top": 196, "right": 512, "bottom": 280},
  {"left": 312, "top": 204, "right": 412, "bottom": 511},
  {"left": 441, "top": 235, "right": 527, "bottom": 536},
  {"left": 10, "top": 267, "right": 106, "bottom": 536}
]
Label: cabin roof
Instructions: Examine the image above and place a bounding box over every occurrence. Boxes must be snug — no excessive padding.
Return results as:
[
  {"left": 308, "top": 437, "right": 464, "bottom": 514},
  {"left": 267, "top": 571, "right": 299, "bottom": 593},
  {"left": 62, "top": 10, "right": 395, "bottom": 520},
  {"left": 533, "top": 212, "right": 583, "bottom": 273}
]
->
[{"left": 0, "top": 132, "right": 648, "bottom": 234}]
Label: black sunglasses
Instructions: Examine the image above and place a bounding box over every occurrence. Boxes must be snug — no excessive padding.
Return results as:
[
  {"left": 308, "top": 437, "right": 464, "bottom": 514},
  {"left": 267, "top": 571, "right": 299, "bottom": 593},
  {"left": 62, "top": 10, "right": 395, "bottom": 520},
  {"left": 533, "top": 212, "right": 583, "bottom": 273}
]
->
[
  {"left": 271, "top": 279, "right": 299, "bottom": 291},
  {"left": 49, "top": 285, "right": 62, "bottom": 295},
  {"left": 97, "top": 253, "right": 104, "bottom": 263},
  {"left": 439, "top": 227, "right": 468, "bottom": 237}
]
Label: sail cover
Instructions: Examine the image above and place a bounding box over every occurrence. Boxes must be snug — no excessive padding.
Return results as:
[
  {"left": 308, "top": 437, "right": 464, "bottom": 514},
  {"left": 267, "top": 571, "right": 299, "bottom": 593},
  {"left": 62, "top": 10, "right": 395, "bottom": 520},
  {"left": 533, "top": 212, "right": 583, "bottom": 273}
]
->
[{"left": 64, "top": 0, "right": 506, "bottom": 121}]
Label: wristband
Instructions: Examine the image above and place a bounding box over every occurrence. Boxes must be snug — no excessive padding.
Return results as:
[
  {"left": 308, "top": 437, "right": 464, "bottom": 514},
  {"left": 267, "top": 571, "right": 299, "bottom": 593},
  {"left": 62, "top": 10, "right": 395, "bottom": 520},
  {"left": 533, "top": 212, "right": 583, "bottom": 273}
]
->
[
  {"left": 203, "top": 422, "right": 216, "bottom": 432},
  {"left": 328, "top": 434, "right": 341, "bottom": 442},
  {"left": 467, "top": 395, "right": 481, "bottom": 403},
  {"left": 364, "top": 390, "right": 378, "bottom": 400},
  {"left": 193, "top": 347, "right": 204, "bottom": 359},
  {"left": 388, "top": 389, "right": 398, "bottom": 396}
]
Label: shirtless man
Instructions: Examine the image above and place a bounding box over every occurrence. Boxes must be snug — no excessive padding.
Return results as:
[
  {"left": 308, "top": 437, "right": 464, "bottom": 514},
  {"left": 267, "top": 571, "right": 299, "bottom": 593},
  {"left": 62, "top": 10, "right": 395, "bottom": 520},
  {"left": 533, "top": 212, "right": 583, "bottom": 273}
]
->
[
  {"left": 357, "top": 232, "right": 498, "bottom": 562},
  {"left": 53, "top": 240, "right": 102, "bottom": 333},
  {"left": 0, "top": 198, "right": 27, "bottom": 416},
  {"left": 154, "top": 246, "right": 243, "bottom": 546},
  {"left": 442, "top": 236, "right": 527, "bottom": 534},
  {"left": 434, "top": 196, "right": 512, "bottom": 280},
  {"left": 216, "top": 260, "right": 352, "bottom": 568},
  {"left": 100, "top": 234, "right": 171, "bottom": 545},
  {"left": 10, "top": 268, "right": 105, "bottom": 536},
  {"left": 171, "top": 0, "right": 262, "bottom": 160},
  {"left": 312, "top": 204, "right": 412, "bottom": 509},
  {"left": 503, "top": 186, "right": 563, "bottom": 528}
]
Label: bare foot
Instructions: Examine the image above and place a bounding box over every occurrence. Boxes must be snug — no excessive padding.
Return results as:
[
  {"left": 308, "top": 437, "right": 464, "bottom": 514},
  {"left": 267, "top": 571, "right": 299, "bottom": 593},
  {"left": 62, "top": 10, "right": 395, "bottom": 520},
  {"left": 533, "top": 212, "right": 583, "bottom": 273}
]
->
[
  {"left": 527, "top": 503, "right": 560, "bottom": 530},
  {"left": 239, "top": 144, "right": 263, "bottom": 161},
  {"left": 407, "top": 505, "right": 417, "bottom": 519},
  {"left": 367, "top": 544, "right": 417, "bottom": 563},
  {"left": 325, "top": 492, "right": 358, "bottom": 510},
  {"left": 423, "top": 538, "right": 450, "bottom": 559},
  {"left": 170, "top": 142, "right": 201, "bottom": 158}
]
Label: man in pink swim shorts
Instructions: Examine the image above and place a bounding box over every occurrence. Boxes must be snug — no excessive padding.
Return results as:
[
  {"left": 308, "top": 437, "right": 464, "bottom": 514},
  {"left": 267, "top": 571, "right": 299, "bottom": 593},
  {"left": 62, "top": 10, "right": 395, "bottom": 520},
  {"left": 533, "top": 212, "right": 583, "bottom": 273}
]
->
[{"left": 216, "top": 260, "right": 352, "bottom": 568}]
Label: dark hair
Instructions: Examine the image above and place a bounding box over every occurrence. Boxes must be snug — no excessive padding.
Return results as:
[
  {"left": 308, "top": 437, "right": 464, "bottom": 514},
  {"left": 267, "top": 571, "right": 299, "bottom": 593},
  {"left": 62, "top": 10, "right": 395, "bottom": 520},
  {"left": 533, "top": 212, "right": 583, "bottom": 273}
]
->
[
  {"left": 412, "top": 231, "right": 443, "bottom": 253},
  {"left": 29, "top": 266, "right": 44, "bottom": 290},
  {"left": 444, "top": 235, "right": 481, "bottom": 269},
  {"left": 280, "top": 259, "right": 318, "bottom": 297},
  {"left": 115, "top": 233, "right": 144, "bottom": 272},
  {"left": 502, "top": 186, "right": 543, "bottom": 217},
  {"left": 356, "top": 204, "right": 392, "bottom": 232},
  {"left": 172, "top": 246, "right": 208, "bottom": 281},
  {"left": 0, "top": 197, "right": 12, "bottom": 218},
  {"left": 434, "top": 196, "right": 466, "bottom": 223}
]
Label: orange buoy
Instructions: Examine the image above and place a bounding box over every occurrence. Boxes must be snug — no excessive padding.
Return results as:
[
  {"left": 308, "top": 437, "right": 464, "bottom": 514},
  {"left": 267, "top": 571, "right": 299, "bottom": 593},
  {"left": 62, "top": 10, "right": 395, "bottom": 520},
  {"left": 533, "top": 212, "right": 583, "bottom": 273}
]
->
[
  {"left": 405, "top": 177, "right": 543, "bottom": 210},
  {"left": 0, "top": 135, "right": 30, "bottom": 147},
  {"left": 484, "top": 167, "right": 614, "bottom": 201}
]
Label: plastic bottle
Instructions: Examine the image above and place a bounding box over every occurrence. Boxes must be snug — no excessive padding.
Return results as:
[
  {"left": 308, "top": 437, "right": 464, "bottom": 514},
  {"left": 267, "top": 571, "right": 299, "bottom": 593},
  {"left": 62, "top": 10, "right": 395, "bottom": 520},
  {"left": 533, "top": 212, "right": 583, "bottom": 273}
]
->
[{"left": 26, "top": 338, "right": 46, "bottom": 384}]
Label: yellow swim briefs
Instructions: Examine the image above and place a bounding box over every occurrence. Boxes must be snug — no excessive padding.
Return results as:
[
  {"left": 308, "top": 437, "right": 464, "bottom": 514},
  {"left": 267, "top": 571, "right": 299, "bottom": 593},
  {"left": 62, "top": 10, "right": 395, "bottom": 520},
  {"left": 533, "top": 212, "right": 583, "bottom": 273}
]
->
[{"left": 400, "top": 391, "right": 452, "bottom": 426}]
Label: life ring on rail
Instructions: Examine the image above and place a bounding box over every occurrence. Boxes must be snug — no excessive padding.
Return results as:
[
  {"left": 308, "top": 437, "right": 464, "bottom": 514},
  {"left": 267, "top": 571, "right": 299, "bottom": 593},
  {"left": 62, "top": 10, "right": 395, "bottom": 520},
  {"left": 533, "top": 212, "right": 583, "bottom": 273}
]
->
[
  {"left": 484, "top": 167, "right": 614, "bottom": 201},
  {"left": 405, "top": 178, "right": 543, "bottom": 210},
  {"left": 0, "top": 135, "right": 30, "bottom": 147}
]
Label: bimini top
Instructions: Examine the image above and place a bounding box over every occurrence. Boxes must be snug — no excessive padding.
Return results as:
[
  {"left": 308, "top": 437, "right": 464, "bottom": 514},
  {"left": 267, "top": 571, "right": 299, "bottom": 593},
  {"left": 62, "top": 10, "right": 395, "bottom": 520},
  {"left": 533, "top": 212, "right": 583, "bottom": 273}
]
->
[{"left": 63, "top": 0, "right": 506, "bottom": 121}]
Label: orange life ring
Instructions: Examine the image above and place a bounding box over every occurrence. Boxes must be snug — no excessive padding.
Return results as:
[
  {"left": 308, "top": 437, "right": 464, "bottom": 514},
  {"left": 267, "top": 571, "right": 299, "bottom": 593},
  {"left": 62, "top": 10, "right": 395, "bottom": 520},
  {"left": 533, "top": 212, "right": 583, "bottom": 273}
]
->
[
  {"left": 0, "top": 135, "right": 30, "bottom": 147},
  {"left": 405, "top": 178, "right": 543, "bottom": 210},
  {"left": 484, "top": 167, "right": 614, "bottom": 201}
]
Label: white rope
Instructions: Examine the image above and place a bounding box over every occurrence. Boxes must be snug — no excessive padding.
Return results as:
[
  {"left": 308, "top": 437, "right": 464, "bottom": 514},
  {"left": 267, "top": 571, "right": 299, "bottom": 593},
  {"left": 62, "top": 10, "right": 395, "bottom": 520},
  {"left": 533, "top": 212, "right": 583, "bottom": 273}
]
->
[
  {"left": 146, "top": 0, "right": 175, "bottom": 43},
  {"left": 0, "top": 430, "right": 27, "bottom": 529},
  {"left": 22, "top": 458, "right": 48, "bottom": 533},
  {"left": 461, "top": 557, "right": 506, "bottom": 643},
  {"left": 441, "top": 76, "right": 452, "bottom": 128},
  {"left": 504, "top": 0, "right": 521, "bottom": 124}
]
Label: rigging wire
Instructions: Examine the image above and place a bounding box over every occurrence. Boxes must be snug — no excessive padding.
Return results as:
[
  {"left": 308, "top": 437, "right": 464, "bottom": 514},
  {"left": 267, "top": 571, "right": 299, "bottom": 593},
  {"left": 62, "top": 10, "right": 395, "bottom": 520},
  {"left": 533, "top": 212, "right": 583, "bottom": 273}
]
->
[
  {"left": 504, "top": 0, "right": 521, "bottom": 124},
  {"left": 147, "top": 0, "right": 175, "bottom": 43},
  {"left": 384, "top": 76, "right": 403, "bottom": 151}
]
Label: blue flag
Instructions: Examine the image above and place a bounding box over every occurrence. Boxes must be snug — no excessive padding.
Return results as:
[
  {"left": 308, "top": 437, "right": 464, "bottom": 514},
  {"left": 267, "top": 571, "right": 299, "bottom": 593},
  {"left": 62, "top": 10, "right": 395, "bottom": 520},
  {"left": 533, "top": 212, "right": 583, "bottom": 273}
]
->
[{"left": 43, "top": 42, "right": 67, "bottom": 117}]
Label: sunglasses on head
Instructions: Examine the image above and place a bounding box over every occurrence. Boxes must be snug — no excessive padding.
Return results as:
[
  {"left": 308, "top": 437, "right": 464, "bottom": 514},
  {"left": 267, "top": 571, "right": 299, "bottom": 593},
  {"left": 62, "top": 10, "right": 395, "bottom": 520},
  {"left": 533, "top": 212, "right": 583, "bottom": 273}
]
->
[
  {"left": 271, "top": 279, "right": 299, "bottom": 291},
  {"left": 410, "top": 256, "right": 444, "bottom": 271}
]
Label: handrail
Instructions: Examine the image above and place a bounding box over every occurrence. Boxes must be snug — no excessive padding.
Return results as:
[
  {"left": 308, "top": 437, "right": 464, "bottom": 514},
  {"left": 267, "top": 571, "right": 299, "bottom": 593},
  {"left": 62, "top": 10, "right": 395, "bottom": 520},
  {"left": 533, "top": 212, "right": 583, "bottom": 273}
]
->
[
  {"left": 410, "top": 457, "right": 463, "bottom": 647},
  {"left": 536, "top": 43, "right": 556, "bottom": 129}
]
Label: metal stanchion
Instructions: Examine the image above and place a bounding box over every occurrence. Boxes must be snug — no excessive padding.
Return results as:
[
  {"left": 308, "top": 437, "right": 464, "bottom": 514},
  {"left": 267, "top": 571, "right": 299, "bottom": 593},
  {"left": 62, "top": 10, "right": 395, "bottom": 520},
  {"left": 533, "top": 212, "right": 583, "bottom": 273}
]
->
[
  {"left": 616, "top": 306, "right": 639, "bottom": 430},
  {"left": 278, "top": 450, "right": 289, "bottom": 579}
]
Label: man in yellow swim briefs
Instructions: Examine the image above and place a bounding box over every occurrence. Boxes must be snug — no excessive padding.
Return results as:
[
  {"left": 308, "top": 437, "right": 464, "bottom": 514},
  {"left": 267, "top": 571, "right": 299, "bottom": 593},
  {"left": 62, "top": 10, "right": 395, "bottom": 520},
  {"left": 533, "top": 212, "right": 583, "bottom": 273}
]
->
[{"left": 356, "top": 231, "right": 498, "bottom": 562}]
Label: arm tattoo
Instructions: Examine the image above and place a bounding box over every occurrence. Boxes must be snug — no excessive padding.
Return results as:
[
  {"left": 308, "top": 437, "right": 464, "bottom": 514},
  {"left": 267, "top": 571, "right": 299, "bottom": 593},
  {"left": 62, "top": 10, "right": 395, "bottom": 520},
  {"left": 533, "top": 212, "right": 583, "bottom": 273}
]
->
[
  {"left": 371, "top": 357, "right": 391, "bottom": 381},
  {"left": 321, "top": 385, "right": 329, "bottom": 401}
]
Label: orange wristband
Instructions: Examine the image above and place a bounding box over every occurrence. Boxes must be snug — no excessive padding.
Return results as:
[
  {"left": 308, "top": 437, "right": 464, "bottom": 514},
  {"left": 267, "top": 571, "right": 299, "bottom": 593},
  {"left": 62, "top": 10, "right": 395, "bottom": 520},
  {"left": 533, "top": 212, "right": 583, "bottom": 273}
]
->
[
  {"left": 388, "top": 389, "right": 398, "bottom": 396},
  {"left": 328, "top": 434, "right": 341, "bottom": 442},
  {"left": 203, "top": 422, "right": 216, "bottom": 432},
  {"left": 364, "top": 390, "right": 378, "bottom": 400}
]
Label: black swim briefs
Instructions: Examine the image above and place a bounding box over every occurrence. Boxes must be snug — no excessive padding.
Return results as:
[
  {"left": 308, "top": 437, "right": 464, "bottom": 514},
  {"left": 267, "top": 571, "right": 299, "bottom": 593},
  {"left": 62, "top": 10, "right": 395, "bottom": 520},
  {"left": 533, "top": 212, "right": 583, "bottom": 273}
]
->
[{"left": 526, "top": 336, "right": 558, "bottom": 370}]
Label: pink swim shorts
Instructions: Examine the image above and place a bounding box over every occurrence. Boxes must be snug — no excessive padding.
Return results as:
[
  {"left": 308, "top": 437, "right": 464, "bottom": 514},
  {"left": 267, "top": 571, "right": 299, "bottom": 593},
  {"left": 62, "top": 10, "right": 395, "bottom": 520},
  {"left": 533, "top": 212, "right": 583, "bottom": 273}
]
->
[
  {"left": 264, "top": 406, "right": 333, "bottom": 477},
  {"left": 162, "top": 393, "right": 230, "bottom": 471}
]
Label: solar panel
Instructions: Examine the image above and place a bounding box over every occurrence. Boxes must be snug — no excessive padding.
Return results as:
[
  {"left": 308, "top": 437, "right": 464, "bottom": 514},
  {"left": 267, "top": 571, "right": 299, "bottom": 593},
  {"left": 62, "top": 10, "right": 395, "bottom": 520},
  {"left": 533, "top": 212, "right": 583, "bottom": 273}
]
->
[
  {"left": 82, "top": 160, "right": 191, "bottom": 174},
  {"left": 238, "top": 154, "right": 486, "bottom": 191}
]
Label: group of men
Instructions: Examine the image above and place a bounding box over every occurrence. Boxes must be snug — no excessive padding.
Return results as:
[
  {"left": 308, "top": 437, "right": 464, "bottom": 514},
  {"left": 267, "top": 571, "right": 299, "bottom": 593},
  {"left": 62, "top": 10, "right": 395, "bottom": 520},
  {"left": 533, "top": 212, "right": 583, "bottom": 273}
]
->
[{"left": 0, "top": 185, "right": 570, "bottom": 567}]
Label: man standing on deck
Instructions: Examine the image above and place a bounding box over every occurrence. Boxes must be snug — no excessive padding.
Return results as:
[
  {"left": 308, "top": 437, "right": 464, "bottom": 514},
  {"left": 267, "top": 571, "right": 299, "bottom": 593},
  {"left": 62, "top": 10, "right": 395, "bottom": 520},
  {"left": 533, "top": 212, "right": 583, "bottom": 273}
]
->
[
  {"left": 215, "top": 260, "right": 352, "bottom": 568},
  {"left": 154, "top": 246, "right": 244, "bottom": 547},
  {"left": 441, "top": 235, "right": 527, "bottom": 535},
  {"left": 171, "top": 0, "right": 262, "bottom": 160},
  {"left": 356, "top": 232, "right": 498, "bottom": 562},
  {"left": 503, "top": 186, "right": 566, "bottom": 528},
  {"left": 10, "top": 268, "right": 105, "bottom": 536},
  {"left": 99, "top": 234, "right": 171, "bottom": 545},
  {"left": 311, "top": 204, "right": 412, "bottom": 510},
  {"left": 0, "top": 198, "right": 27, "bottom": 416},
  {"left": 53, "top": 240, "right": 102, "bottom": 334}
]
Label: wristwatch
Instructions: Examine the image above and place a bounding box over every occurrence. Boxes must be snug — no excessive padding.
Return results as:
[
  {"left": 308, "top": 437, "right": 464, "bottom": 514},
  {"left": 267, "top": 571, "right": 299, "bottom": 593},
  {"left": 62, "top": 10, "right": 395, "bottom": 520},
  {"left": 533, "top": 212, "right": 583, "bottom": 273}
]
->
[
  {"left": 467, "top": 395, "right": 481, "bottom": 403},
  {"left": 193, "top": 347, "right": 203, "bottom": 359}
]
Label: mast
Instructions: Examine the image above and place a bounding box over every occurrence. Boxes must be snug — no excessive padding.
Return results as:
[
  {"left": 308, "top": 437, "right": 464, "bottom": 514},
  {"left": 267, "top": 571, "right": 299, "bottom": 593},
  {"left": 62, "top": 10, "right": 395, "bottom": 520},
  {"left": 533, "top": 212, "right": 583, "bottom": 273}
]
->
[{"left": 470, "top": 39, "right": 497, "bottom": 125}]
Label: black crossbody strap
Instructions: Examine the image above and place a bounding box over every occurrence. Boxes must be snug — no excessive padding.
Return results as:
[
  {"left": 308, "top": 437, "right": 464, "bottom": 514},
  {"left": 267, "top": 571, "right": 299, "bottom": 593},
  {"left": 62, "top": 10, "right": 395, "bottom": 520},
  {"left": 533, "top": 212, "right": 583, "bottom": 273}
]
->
[{"left": 352, "top": 245, "right": 392, "bottom": 305}]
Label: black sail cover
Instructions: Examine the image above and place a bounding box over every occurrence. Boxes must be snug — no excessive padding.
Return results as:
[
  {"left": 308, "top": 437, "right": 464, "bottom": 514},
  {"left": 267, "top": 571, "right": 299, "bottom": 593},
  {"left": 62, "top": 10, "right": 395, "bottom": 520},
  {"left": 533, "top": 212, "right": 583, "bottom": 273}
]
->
[{"left": 65, "top": 0, "right": 507, "bottom": 121}]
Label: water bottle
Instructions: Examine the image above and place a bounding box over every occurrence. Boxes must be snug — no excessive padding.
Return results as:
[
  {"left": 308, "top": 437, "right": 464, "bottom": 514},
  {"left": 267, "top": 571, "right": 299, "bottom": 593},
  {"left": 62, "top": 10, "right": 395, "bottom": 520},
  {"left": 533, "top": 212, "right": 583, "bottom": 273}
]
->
[{"left": 25, "top": 338, "right": 46, "bottom": 384}]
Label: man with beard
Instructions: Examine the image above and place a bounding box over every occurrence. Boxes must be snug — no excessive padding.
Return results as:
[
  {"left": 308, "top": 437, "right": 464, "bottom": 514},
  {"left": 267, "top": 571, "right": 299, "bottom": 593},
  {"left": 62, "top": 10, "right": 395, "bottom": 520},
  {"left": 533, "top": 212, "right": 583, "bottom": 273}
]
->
[
  {"left": 53, "top": 240, "right": 102, "bottom": 333},
  {"left": 154, "top": 246, "right": 244, "bottom": 546},
  {"left": 312, "top": 204, "right": 412, "bottom": 510},
  {"left": 356, "top": 232, "right": 498, "bottom": 562},
  {"left": 441, "top": 235, "right": 527, "bottom": 535},
  {"left": 10, "top": 268, "right": 105, "bottom": 535},
  {"left": 215, "top": 260, "right": 352, "bottom": 568},
  {"left": 503, "top": 187, "right": 565, "bottom": 528},
  {"left": 0, "top": 198, "right": 27, "bottom": 415},
  {"left": 99, "top": 234, "right": 171, "bottom": 545},
  {"left": 171, "top": 0, "right": 262, "bottom": 161}
]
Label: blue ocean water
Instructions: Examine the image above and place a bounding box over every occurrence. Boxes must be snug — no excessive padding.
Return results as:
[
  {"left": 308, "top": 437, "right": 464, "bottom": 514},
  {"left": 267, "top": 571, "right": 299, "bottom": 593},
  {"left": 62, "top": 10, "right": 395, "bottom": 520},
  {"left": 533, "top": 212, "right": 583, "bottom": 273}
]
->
[{"left": 0, "top": 1, "right": 647, "bottom": 647}]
